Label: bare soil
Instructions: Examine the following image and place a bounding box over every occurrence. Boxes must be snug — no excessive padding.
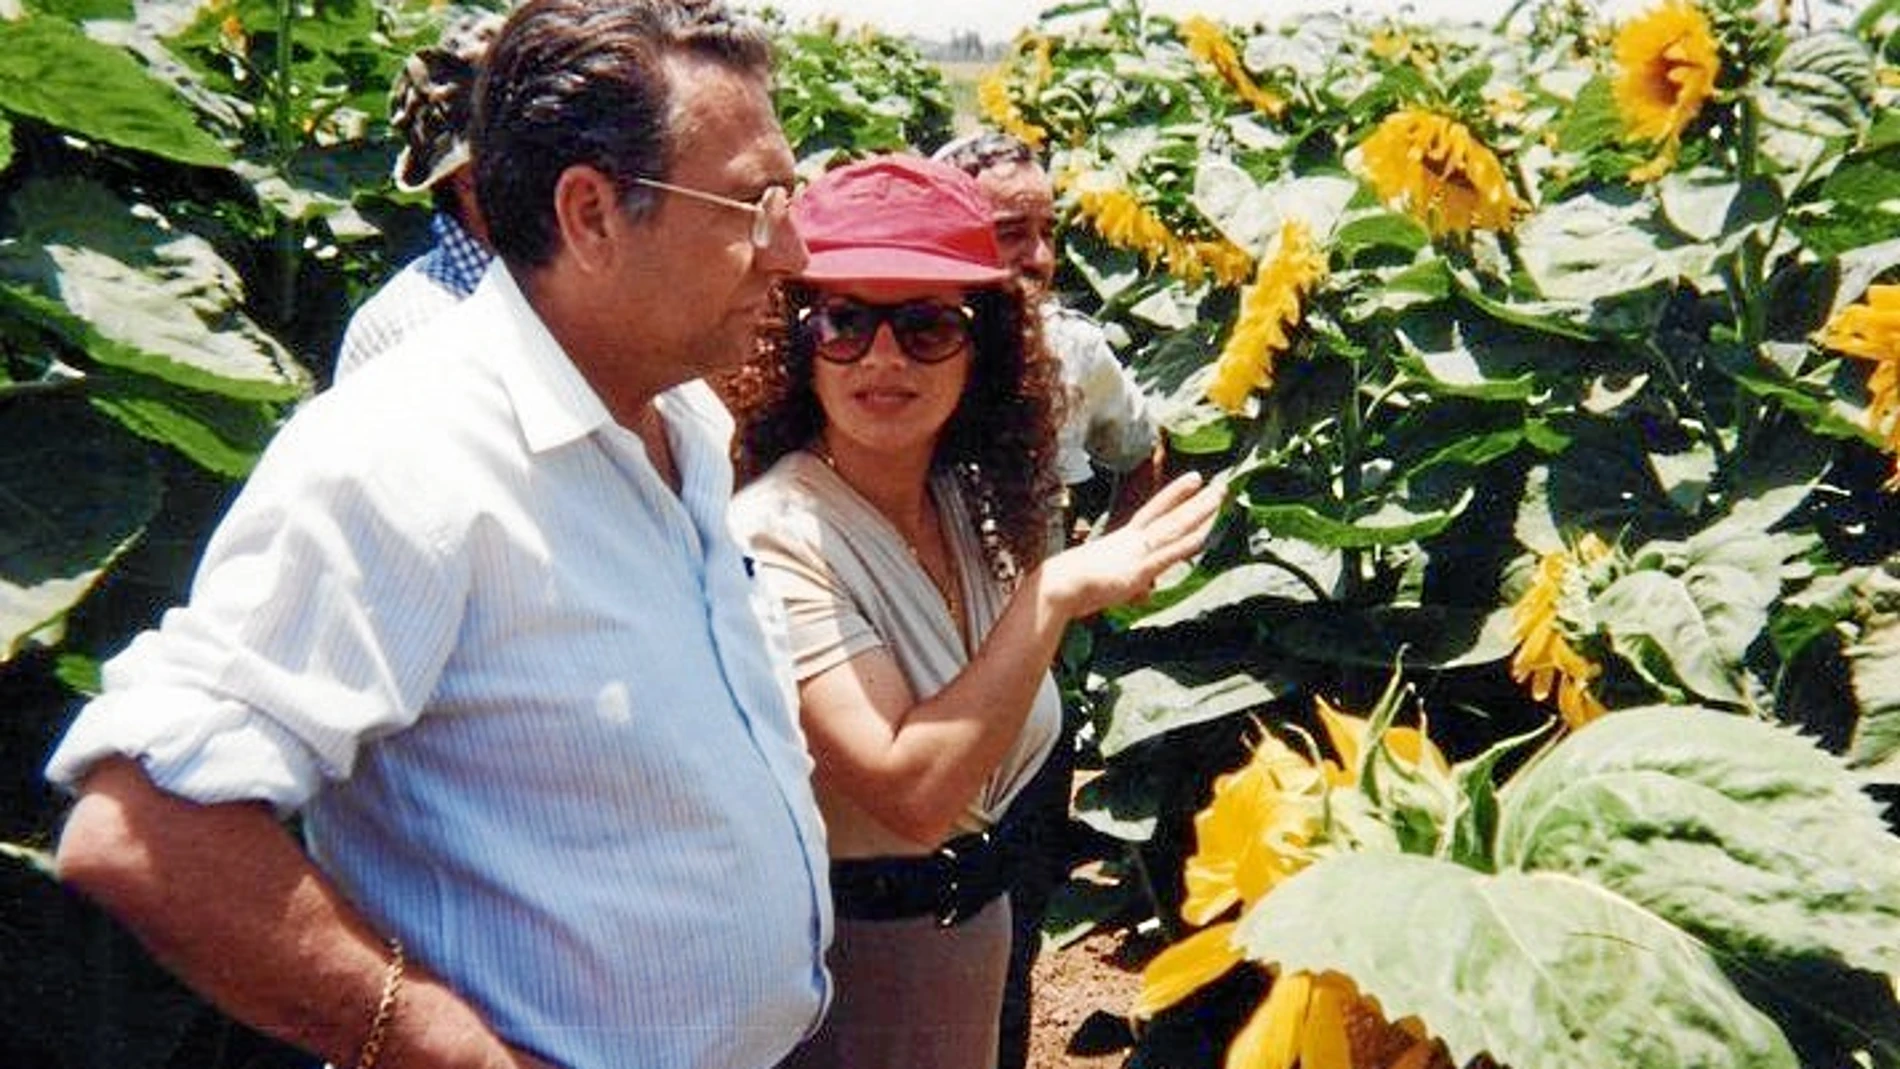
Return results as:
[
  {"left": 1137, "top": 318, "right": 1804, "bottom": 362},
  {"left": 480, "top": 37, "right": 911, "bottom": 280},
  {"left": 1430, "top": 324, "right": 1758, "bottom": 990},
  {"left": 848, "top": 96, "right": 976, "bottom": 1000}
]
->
[{"left": 1026, "top": 928, "right": 1151, "bottom": 1068}]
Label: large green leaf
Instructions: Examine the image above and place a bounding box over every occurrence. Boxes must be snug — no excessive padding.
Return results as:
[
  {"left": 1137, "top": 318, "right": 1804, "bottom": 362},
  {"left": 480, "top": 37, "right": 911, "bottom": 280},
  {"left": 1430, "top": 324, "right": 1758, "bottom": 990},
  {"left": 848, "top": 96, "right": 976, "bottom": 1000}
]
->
[
  {"left": 0, "top": 178, "right": 306, "bottom": 403},
  {"left": 1497, "top": 707, "right": 1900, "bottom": 1031},
  {"left": 1095, "top": 659, "right": 1291, "bottom": 757},
  {"left": 0, "top": 16, "right": 228, "bottom": 167},
  {"left": 1840, "top": 562, "right": 1900, "bottom": 774},
  {"left": 1234, "top": 852, "right": 1797, "bottom": 1069},
  {"left": 1757, "top": 31, "right": 1875, "bottom": 142},
  {"left": 1517, "top": 189, "right": 1715, "bottom": 303},
  {"left": 0, "top": 397, "right": 159, "bottom": 663},
  {"left": 1591, "top": 570, "right": 1748, "bottom": 704}
]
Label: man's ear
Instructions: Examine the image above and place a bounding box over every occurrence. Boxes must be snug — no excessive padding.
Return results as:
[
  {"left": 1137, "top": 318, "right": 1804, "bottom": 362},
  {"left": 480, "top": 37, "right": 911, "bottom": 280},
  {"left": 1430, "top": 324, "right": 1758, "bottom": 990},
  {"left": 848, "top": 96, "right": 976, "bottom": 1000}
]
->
[{"left": 551, "top": 165, "right": 624, "bottom": 275}]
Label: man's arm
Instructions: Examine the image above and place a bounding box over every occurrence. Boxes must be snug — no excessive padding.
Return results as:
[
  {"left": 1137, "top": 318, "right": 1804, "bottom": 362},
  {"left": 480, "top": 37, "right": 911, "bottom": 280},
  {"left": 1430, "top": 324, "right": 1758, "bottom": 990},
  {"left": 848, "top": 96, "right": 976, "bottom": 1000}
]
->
[{"left": 56, "top": 758, "right": 551, "bottom": 1069}]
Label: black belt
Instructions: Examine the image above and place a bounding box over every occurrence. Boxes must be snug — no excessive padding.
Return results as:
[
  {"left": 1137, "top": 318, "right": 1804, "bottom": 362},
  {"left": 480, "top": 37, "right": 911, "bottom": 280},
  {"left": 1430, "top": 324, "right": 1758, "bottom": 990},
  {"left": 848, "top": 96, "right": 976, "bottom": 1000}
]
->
[{"left": 830, "top": 831, "right": 1009, "bottom": 928}]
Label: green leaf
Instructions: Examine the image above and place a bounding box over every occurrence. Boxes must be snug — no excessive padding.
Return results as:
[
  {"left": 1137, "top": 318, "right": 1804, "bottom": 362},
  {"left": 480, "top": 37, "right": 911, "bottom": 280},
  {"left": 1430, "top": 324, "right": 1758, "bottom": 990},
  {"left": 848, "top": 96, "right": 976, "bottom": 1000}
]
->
[
  {"left": 28, "top": 0, "right": 133, "bottom": 19},
  {"left": 0, "top": 114, "right": 12, "bottom": 174},
  {"left": 1657, "top": 169, "right": 1782, "bottom": 246},
  {"left": 1096, "top": 661, "right": 1291, "bottom": 757},
  {"left": 1592, "top": 570, "right": 1747, "bottom": 704},
  {"left": 1254, "top": 602, "right": 1520, "bottom": 671},
  {"left": 1757, "top": 31, "right": 1875, "bottom": 142},
  {"left": 1556, "top": 75, "right": 1626, "bottom": 156},
  {"left": 87, "top": 366, "right": 280, "bottom": 477},
  {"left": 1839, "top": 562, "right": 1900, "bottom": 774},
  {"left": 1234, "top": 852, "right": 1798, "bottom": 1069},
  {"left": 0, "top": 397, "right": 159, "bottom": 663},
  {"left": 1498, "top": 706, "right": 1900, "bottom": 982},
  {"left": 0, "top": 17, "right": 228, "bottom": 167},
  {"left": 0, "top": 178, "right": 306, "bottom": 403},
  {"left": 1192, "top": 164, "right": 1357, "bottom": 252},
  {"left": 1518, "top": 189, "right": 1715, "bottom": 303},
  {"left": 1246, "top": 489, "right": 1472, "bottom": 549},
  {"left": 1795, "top": 146, "right": 1900, "bottom": 260}
]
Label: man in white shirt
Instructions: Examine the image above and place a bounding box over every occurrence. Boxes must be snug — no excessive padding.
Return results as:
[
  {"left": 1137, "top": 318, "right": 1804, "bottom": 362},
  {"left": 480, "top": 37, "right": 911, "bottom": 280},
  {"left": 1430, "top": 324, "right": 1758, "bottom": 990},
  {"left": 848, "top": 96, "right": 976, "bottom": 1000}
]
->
[
  {"left": 45, "top": 3, "right": 828, "bottom": 1068},
  {"left": 334, "top": 10, "right": 501, "bottom": 380}
]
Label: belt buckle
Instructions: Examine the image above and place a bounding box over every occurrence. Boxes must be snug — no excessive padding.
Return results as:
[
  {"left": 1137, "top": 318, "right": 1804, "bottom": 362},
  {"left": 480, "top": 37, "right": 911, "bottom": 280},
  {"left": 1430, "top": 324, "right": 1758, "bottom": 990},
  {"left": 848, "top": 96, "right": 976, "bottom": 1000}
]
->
[{"left": 933, "top": 832, "right": 991, "bottom": 928}]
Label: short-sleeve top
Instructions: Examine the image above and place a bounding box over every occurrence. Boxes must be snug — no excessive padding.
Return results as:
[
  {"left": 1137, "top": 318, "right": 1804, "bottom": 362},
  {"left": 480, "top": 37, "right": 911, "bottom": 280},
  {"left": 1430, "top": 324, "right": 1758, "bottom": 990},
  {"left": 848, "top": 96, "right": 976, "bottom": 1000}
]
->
[{"left": 732, "top": 451, "right": 1061, "bottom": 860}]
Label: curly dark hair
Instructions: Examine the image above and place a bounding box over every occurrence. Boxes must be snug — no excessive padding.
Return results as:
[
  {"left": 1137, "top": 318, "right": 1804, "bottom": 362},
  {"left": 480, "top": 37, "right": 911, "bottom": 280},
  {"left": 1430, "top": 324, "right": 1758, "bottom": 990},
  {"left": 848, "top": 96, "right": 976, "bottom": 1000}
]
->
[{"left": 731, "top": 282, "right": 1063, "bottom": 580}]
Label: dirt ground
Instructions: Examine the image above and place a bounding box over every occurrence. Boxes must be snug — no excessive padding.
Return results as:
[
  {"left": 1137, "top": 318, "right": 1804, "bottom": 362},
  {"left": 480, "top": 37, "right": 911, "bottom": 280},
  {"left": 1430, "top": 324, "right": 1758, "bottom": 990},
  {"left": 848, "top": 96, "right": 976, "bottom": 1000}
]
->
[{"left": 1026, "top": 927, "right": 1150, "bottom": 1068}]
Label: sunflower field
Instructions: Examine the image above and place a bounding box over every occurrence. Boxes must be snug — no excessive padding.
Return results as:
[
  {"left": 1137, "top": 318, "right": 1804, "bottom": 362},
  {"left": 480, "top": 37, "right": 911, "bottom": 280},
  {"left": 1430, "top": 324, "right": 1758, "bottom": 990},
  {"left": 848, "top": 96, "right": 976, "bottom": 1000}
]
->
[{"left": 981, "top": 0, "right": 1900, "bottom": 1067}]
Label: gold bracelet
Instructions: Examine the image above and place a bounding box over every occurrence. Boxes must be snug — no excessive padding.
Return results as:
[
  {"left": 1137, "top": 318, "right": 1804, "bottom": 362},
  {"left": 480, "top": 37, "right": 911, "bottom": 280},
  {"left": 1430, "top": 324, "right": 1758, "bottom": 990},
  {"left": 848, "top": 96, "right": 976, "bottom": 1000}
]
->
[{"left": 355, "top": 938, "right": 405, "bottom": 1069}]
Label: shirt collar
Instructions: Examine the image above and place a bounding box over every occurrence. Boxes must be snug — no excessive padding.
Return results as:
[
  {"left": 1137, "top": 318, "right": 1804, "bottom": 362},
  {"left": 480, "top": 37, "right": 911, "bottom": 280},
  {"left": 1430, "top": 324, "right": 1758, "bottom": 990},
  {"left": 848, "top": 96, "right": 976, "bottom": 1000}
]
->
[
  {"left": 479, "top": 262, "right": 617, "bottom": 454},
  {"left": 423, "top": 211, "right": 495, "bottom": 297}
]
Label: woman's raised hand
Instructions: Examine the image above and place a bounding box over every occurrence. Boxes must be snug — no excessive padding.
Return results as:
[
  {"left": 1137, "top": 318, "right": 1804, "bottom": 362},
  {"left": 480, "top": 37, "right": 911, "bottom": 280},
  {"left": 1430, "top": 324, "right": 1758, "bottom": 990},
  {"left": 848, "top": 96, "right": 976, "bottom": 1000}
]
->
[{"left": 1038, "top": 471, "right": 1225, "bottom": 620}]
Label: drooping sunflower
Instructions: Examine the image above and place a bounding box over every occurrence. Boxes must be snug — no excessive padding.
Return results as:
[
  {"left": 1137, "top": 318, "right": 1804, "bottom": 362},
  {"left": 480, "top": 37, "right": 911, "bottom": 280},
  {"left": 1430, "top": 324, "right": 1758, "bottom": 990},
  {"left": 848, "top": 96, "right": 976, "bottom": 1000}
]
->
[
  {"left": 1135, "top": 732, "right": 1323, "bottom": 1019},
  {"left": 1228, "top": 971, "right": 1450, "bottom": 1069},
  {"left": 1356, "top": 109, "right": 1518, "bottom": 238},
  {"left": 1136, "top": 701, "right": 1452, "bottom": 1062},
  {"left": 976, "top": 69, "right": 1045, "bottom": 150},
  {"left": 1066, "top": 175, "right": 1179, "bottom": 268},
  {"left": 1611, "top": 0, "right": 1720, "bottom": 144},
  {"left": 1191, "top": 238, "right": 1258, "bottom": 289},
  {"left": 1510, "top": 534, "right": 1611, "bottom": 728},
  {"left": 1181, "top": 15, "right": 1287, "bottom": 119},
  {"left": 1822, "top": 284, "right": 1900, "bottom": 488},
  {"left": 1207, "top": 220, "right": 1326, "bottom": 413}
]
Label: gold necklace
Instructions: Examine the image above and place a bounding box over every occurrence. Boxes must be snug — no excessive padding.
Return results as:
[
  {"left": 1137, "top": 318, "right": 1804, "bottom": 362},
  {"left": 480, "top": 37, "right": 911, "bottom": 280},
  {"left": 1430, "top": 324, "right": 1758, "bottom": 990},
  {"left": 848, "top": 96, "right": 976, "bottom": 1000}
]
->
[{"left": 807, "top": 444, "right": 966, "bottom": 638}]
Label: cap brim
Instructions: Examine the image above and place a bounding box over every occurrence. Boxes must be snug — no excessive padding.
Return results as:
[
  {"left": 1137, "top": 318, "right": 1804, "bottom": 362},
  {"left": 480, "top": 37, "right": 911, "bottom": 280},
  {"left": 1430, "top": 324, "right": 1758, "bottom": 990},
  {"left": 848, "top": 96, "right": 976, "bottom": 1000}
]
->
[
  {"left": 394, "top": 140, "right": 470, "bottom": 194},
  {"left": 801, "top": 246, "right": 1012, "bottom": 286}
]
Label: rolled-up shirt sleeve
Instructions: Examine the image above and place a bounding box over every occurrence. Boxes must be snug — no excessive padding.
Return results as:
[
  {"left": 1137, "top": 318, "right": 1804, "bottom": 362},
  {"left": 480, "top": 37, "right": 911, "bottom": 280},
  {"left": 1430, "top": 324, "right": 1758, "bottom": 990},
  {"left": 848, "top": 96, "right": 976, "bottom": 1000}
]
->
[{"left": 46, "top": 404, "right": 469, "bottom": 817}]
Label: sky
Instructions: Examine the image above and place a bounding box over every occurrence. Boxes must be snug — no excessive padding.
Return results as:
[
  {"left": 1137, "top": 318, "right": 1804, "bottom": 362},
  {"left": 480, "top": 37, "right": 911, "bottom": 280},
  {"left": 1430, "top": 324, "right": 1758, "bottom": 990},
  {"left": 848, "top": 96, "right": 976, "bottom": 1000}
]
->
[{"left": 743, "top": 0, "right": 1640, "bottom": 44}]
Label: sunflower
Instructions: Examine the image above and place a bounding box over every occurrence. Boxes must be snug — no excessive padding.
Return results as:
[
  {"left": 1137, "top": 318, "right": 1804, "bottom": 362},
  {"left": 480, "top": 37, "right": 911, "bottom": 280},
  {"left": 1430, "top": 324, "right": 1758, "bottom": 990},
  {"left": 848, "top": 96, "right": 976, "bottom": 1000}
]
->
[
  {"left": 976, "top": 69, "right": 1045, "bottom": 150},
  {"left": 1207, "top": 220, "right": 1326, "bottom": 413},
  {"left": 1822, "top": 285, "right": 1900, "bottom": 488},
  {"left": 1510, "top": 534, "right": 1611, "bottom": 728},
  {"left": 1314, "top": 697, "right": 1449, "bottom": 788},
  {"left": 1228, "top": 971, "right": 1450, "bottom": 1069},
  {"left": 1181, "top": 15, "right": 1287, "bottom": 119},
  {"left": 1135, "top": 732, "right": 1322, "bottom": 1019},
  {"left": 1356, "top": 109, "right": 1518, "bottom": 238},
  {"left": 1191, "top": 239, "right": 1259, "bottom": 288},
  {"left": 1612, "top": 0, "right": 1719, "bottom": 144},
  {"left": 1068, "top": 177, "right": 1179, "bottom": 268}
]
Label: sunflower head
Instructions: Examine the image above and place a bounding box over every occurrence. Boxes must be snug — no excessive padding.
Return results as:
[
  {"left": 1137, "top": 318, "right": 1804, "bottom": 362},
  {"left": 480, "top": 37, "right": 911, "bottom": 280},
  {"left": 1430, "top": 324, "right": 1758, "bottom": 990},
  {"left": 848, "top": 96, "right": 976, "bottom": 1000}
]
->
[
  {"left": 1509, "top": 534, "right": 1613, "bottom": 728},
  {"left": 1823, "top": 286, "right": 1900, "bottom": 488},
  {"left": 1612, "top": 0, "right": 1720, "bottom": 143},
  {"left": 1356, "top": 108, "right": 1519, "bottom": 238}
]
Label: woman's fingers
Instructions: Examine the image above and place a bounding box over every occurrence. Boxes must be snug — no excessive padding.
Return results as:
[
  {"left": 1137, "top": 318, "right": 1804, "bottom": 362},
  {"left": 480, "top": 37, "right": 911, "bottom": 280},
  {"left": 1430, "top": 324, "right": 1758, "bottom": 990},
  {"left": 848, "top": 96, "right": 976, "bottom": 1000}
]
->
[
  {"left": 1137, "top": 477, "right": 1225, "bottom": 564},
  {"left": 1126, "top": 470, "right": 1206, "bottom": 527}
]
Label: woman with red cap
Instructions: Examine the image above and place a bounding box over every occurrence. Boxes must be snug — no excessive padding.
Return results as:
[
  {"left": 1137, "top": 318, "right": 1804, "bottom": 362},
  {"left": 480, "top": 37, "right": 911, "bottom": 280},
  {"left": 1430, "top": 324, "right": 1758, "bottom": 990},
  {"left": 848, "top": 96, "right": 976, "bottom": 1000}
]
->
[{"left": 729, "top": 155, "right": 1222, "bottom": 1069}]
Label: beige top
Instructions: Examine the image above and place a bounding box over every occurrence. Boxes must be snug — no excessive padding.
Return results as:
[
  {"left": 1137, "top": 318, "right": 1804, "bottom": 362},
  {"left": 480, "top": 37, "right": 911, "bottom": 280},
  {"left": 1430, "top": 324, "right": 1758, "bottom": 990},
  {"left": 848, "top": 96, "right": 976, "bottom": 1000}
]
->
[{"left": 731, "top": 451, "right": 1061, "bottom": 859}]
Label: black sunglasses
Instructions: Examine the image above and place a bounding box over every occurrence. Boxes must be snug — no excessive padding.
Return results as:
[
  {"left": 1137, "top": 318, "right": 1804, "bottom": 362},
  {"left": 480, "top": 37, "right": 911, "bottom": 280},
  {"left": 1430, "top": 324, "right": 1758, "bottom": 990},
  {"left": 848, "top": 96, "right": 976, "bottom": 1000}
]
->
[{"left": 799, "top": 298, "right": 975, "bottom": 365}]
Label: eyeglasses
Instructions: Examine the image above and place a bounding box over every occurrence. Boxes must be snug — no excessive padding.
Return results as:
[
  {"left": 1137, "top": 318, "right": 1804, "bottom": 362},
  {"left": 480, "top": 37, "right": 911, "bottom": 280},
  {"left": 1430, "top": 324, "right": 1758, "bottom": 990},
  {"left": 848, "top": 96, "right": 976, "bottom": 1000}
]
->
[
  {"left": 800, "top": 298, "right": 975, "bottom": 365},
  {"left": 630, "top": 177, "right": 792, "bottom": 249}
]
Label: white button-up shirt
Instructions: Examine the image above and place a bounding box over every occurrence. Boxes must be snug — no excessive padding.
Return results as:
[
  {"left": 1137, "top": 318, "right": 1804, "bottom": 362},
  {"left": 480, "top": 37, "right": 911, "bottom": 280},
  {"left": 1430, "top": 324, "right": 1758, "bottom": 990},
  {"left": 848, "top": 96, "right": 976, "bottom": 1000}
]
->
[
  {"left": 1042, "top": 302, "right": 1159, "bottom": 486},
  {"left": 47, "top": 263, "right": 831, "bottom": 1069}
]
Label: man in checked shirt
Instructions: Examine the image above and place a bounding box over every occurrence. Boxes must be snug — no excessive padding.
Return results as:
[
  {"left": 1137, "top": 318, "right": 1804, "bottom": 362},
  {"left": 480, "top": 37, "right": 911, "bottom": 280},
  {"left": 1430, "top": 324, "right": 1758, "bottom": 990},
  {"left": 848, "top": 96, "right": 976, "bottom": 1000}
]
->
[{"left": 334, "top": 9, "right": 501, "bottom": 380}]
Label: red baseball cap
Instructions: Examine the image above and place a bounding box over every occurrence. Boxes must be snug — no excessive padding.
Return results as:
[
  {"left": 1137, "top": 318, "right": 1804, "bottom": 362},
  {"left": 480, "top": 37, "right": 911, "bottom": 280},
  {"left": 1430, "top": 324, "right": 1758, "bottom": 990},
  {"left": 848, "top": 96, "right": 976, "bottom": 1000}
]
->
[{"left": 792, "top": 155, "right": 1012, "bottom": 286}]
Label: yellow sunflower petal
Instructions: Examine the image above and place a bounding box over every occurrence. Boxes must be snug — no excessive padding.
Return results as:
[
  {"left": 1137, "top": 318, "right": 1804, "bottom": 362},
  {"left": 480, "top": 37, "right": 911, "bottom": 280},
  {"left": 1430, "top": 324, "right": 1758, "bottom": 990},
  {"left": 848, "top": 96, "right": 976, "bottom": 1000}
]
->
[
  {"left": 1225, "top": 970, "right": 1311, "bottom": 1069},
  {"left": 1300, "top": 975, "right": 1357, "bottom": 1069},
  {"left": 1135, "top": 922, "right": 1244, "bottom": 1018}
]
